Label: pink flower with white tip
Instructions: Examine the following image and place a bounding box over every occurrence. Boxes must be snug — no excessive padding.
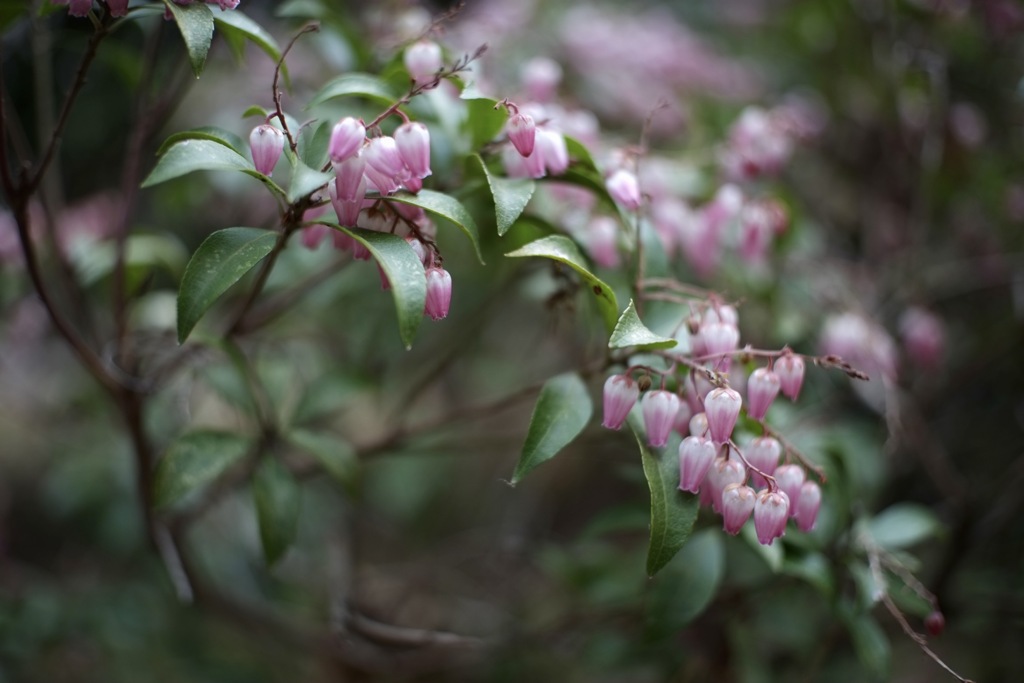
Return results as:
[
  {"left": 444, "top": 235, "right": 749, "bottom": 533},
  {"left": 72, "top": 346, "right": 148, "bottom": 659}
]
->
[
  {"left": 773, "top": 464, "right": 806, "bottom": 517},
  {"left": 707, "top": 458, "right": 746, "bottom": 512},
  {"left": 329, "top": 117, "right": 365, "bottom": 164},
  {"left": 744, "top": 436, "right": 781, "bottom": 489},
  {"left": 704, "top": 387, "right": 742, "bottom": 444},
  {"left": 404, "top": 40, "right": 443, "bottom": 85},
  {"left": 721, "top": 483, "right": 756, "bottom": 534},
  {"left": 606, "top": 169, "right": 642, "bottom": 210},
  {"left": 678, "top": 436, "right": 716, "bottom": 493},
  {"left": 250, "top": 124, "right": 284, "bottom": 176},
  {"left": 507, "top": 113, "right": 537, "bottom": 158},
  {"left": 642, "top": 390, "right": 680, "bottom": 448},
  {"left": 746, "top": 367, "right": 781, "bottom": 420},
  {"left": 795, "top": 481, "right": 821, "bottom": 532},
  {"left": 602, "top": 374, "right": 639, "bottom": 430},
  {"left": 395, "top": 121, "right": 432, "bottom": 179},
  {"left": 776, "top": 353, "right": 805, "bottom": 400},
  {"left": 754, "top": 489, "right": 790, "bottom": 545},
  {"left": 424, "top": 267, "right": 452, "bottom": 320}
]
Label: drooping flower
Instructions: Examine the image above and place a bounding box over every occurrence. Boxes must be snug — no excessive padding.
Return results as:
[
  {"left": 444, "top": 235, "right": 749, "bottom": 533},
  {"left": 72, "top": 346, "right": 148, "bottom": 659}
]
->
[
  {"left": 642, "top": 390, "right": 681, "bottom": 448},
  {"left": 704, "top": 387, "right": 742, "bottom": 443},
  {"left": 507, "top": 112, "right": 536, "bottom": 157},
  {"left": 794, "top": 481, "right": 821, "bottom": 532},
  {"left": 678, "top": 436, "right": 716, "bottom": 493},
  {"left": 776, "top": 353, "right": 805, "bottom": 400},
  {"left": 746, "top": 367, "right": 781, "bottom": 420},
  {"left": 424, "top": 267, "right": 453, "bottom": 320},
  {"left": 754, "top": 489, "right": 790, "bottom": 545},
  {"left": 249, "top": 124, "right": 284, "bottom": 176},
  {"left": 721, "top": 483, "right": 756, "bottom": 534},
  {"left": 328, "top": 117, "right": 365, "bottom": 164},
  {"left": 606, "top": 169, "right": 642, "bottom": 210},
  {"left": 394, "top": 121, "right": 432, "bottom": 179},
  {"left": 773, "top": 464, "right": 806, "bottom": 517},
  {"left": 601, "top": 374, "right": 639, "bottom": 430},
  {"left": 404, "top": 40, "right": 443, "bottom": 85}
]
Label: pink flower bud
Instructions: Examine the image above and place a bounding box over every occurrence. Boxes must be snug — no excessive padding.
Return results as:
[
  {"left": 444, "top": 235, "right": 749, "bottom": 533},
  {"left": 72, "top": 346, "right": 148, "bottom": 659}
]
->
[
  {"left": 406, "top": 237, "right": 428, "bottom": 265},
  {"left": 586, "top": 216, "right": 620, "bottom": 269},
  {"left": 329, "top": 175, "right": 365, "bottom": 227},
  {"left": 688, "top": 412, "right": 709, "bottom": 439},
  {"left": 773, "top": 464, "right": 806, "bottom": 517},
  {"left": 395, "top": 121, "right": 432, "bottom": 179},
  {"left": 537, "top": 129, "right": 569, "bottom": 175},
  {"left": 107, "top": 0, "right": 128, "bottom": 16},
  {"left": 329, "top": 117, "right": 365, "bottom": 164},
  {"left": 925, "top": 611, "right": 945, "bottom": 637},
  {"left": 721, "top": 483, "right": 756, "bottom": 534},
  {"left": 672, "top": 401, "right": 693, "bottom": 435},
  {"left": 520, "top": 57, "right": 562, "bottom": 102},
  {"left": 678, "top": 436, "right": 716, "bottom": 493},
  {"left": 300, "top": 224, "right": 329, "bottom": 250},
  {"left": 642, "top": 390, "right": 680, "bottom": 448},
  {"left": 249, "top": 124, "right": 284, "bottom": 176},
  {"left": 507, "top": 113, "right": 536, "bottom": 157},
  {"left": 701, "top": 322, "right": 740, "bottom": 358},
  {"left": 708, "top": 458, "right": 746, "bottom": 512},
  {"left": 502, "top": 144, "right": 546, "bottom": 179},
  {"left": 794, "top": 481, "right": 821, "bottom": 532},
  {"left": 602, "top": 374, "right": 639, "bottom": 430},
  {"left": 606, "top": 169, "right": 642, "bottom": 210},
  {"left": 424, "top": 267, "right": 452, "bottom": 320},
  {"left": 776, "top": 354, "right": 805, "bottom": 400},
  {"left": 746, "top": 368, "right": 781, "bottom": 420},
  {"left": 704, "top": 304, "right": 739, "bottom": 327},
  {"left": 745, "top": 436, "right": 781, "bottom": 489},
  {"left": 754, "top": 489, "right": 790, "bottom": 545},
  {"left": 55, "top": 0, "right": 92, "bottom": 17},
  {"left": 333, "top": 155, "right": 367, "bottom": 203},
  {"left": 404, "top": 40, "right": 443, "bottom": 85},
  {"left": 704, "top": 387, "right": 742, "bottom": 444}
]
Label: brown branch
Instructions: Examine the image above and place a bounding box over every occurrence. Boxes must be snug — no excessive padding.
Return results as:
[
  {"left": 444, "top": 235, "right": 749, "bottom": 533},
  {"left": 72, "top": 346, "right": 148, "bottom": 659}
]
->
[{"left": 271, "top": 23, "right": 320, "bottom": 152}]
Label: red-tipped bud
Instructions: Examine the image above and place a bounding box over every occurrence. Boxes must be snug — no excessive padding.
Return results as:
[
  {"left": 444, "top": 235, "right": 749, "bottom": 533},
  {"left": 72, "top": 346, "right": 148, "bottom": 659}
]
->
[
  {"left": 705, "top": 387, "right": 742, "bottom": 444},
  {"left": 507, "top": 113, "right": 536, "bottom": 157},
  {"left": 602, "top": 374, "right": 639, "bottom": 430},
  {"left": 424, "top": 267, "right": 452, "bottom": 320},
  {"left": 754, "top": 489, "right": 790, "bottom": 544},
  {"left": 773, "top": 464, "right": 806, "bottom": 516},
  {"left": 250, "top": 124, "right": 284, "bottom": 176},
  {"left": 329, "top": 117, "right": 365, "bottom": 164},
  {"left": 708, "top": 458, "right": 746, "bottom": 512},
  {"left": 776, "top": 354, "right": 805, "bottom": 400},
  {"left": 395, "top": 121, "right": 432, "bottom": 179},
  {"left": 745, "top": 436, "right": 781, "bottom": 489},
  {"left": 678, "top": 436, "right": 717, "bottom": 493},
  {"left": 606, "top": 169, "right": 642, "bottom": 210},
  {"left": 404, "top": 40, "right": 443, "bottom": 85},
  {"left": 642, "top": 390, "right": 681, "bottom": 448},
  {"left": 794, "top": 481, "right": 821, "bottom": 532},
  {"left": 721, "top": 483, "right": 756, "bottom": 534},
  {"left": 746, "top": 367, "right": 781, "bottom": 420},
  {"left": 925, "top": 610, "right": 945, "bottom": 637}
]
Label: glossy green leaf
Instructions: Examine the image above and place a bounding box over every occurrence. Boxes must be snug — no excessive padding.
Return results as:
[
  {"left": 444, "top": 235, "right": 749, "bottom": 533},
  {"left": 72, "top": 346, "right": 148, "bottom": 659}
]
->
[
  {"left": 162, "top": 0, "right": 214, "bottom": 78},
  {"left": 286, "top": 156, "right": 333, "bottom": 204},
  {"left": 307, "top": 72, "right": 397, "bottom": 108},
  {"left": 564, "top": 134, "right": 600, "bottom": 172},
  {"left": 154, "top": 430, "right": 251, "bottom": 508},
  {"left": 213, "top": 10, "right": 282, "bottom": 66},
  {"left": 287, "top": 429, "right": 358, "bottom": 495},
  {"left": 510, "top": 373, "right": 592, "bottom": 485},
  {"left": 866, "top": 504, "right": 941, "bottom": 550},
  {"left": 156, "top": 127, "right": 244, "bottom": 157},
  {"left": 297, "top": 120, "right": 331, "bottom": 170},
  {"left": 609, "top": 299, "right": 678, "bottom": 350},
  {"left": 142, "top": 139, "right": 281, "bottom": 194},
  {"left": 472, "top": 154, "right": 535, "bottom": 236},
  {"left": 314, "top": 223, "right": 426, "bottom": 347},
  {"left": 390, "top": 190, "right": 484, "bottom": 263},
  {"left": 505, "top": 235, "right": 619, "bottom": 331},
  {"left": 648, "top": 530, "right": 723, "bottom": 628},
  {"left": 176, "top": 227, "right": 279, "bottom": 343},
  {"left": 638, "top": 428, "right": 700, "bottom": 576},
  {"left": 461, "top": 93, "right": 507, "bottom": 149},
  {"left": 252, "top": 456, "right": 301, "bottom": 565}
]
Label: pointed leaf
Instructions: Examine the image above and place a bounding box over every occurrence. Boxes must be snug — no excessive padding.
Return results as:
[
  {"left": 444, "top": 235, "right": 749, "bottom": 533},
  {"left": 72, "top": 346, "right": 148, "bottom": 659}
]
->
[
  {"left": 314, "top": 223, "right": 426, "bottom": 347},
  {"left": 648, "top": 530, "right": 723, "bottom": 628},
  {"left": 287, "top": 429, "right": 358, "bottom": 495},
  {"left": 177, "top": 227, "right": 279, "bottom": 343},
  {"left": 638, "top": 427, "right": 699, "bottom": 576},
  {"left": 213, "top": 10, "right": 282, "bottom": 65},
  {"left": 511, "top": 373, "right": 592, "bottom": 484},
  {"left": 252, "top": 456, "right": 301, "bottom": 565},
  {"left": 505, "top": 235, "right": 619, "bottom": 331},
  {"left": 461, "top": 94, "right": 507, "bottom": 149},
  {"left": 297, "top": 120, "right": 331, "bottom": 170},
  {"left": 308, "top": 72, "right": 398, "bottom": 108},
  {"left": 563, "top": 135, "right": 600, "bottom": 172},
  {"left": 154, "top": 430, "right": 252, "bottom": 508},
  {"left": 156, "top": 127, "right": 245, "bottom": 157},
  {"left": 610, "top": 299, "right": 678, "bottom": 350},
  {"left": 286, "top": 156, "right": 333, "bottom": 204},
  {"left": 867, "top": 504, "right": 942, "bottom": 550},
  {"left": 472, "top": 154, "right": 535, "bottom": 236},
  {"left": 142, "top": 139, "right": 282, "bottom": 195},
  {"left": 162, "top": 0, "right": 214, "bottom": 78},
  {"left": 390, "top": 190, "right": 484, "bottom": 263}
]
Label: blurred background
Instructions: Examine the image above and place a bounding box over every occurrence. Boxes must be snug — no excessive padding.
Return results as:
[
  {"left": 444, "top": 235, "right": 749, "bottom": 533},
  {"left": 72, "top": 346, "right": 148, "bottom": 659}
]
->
[{"left": 1, "top": 0, "right": 1023, "bottom": 681}]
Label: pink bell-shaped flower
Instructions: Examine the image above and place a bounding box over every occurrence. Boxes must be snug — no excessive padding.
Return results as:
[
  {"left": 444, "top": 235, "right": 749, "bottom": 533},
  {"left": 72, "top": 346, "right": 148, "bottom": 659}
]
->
[
  {"left": 776, "top": 354, "right": 805, "bottom": 400},
  {"left": 707, "top": 457, "right": 746, "bottom": 512},
  {"left": 701, "top": 322, "right": 740, "bottom": 359},
  {"left": 329, "top": 176, "right": 365, "bottom": 227},
  {"left": 721, "top": 483, "right": 756, "bottom": 534},
  {"left": 744, "top": 436, "right": 781, "bottom": 489},
  {"left": 363, "top": 136, "right": 407, "bottom": 195},
  {"left": 507, "top": 113, "right": 536, "bottom": 157},
  {"left": 678, "top": 436, "right": 716, "bottom": 493},
  {"left": 333, "top": 154, "right": 367, "bottom": 203},
  {"left": 601, "top": 374, "right": 639, "bottom": 430},
  {"left": 250, "top": 124, "right": 284, "bottom": 176},
  {"left": 688, "top": 412, "right": 709, "bottom": 439},
  {"left": 606, "top": 169, "right": 642, "bottom": 211},
  {"left": 672, "top": 401, "right": 694, "bottom": 435},
  {"left": 537, "top": 129, "right": 569, "bottom": 175},
  {"left": 586, "top": 216, "right": 620, "bottom": 269},
  {"left": 795, "top": 481, "right": 821, "bottom": 532},
  {"left": 424, "top": 267, "right": 453, "bottom": 320},
  {"left": 705, "top": 387, "right": 742, "bottom": 444},
  {"left": 754, "top": 489, "right": 790, "bottom": 545},
  {"left": 107, "top": 0, "right": 129, "bottom": 16},
  {"left": 405, "top": 40, "right": 443, "bottom": 85},
  {"left": 395, "top": 121, "right": 432, "bottom": 179},
  {"left": 746, "top": 367, "right": 781, "bottom": 420},
  {"left": 329, "top": 117, "right": 365, "bottom": 164},
  {"left": 773, "top": 464, "right": 806, "bottom": 516},
  {"left": 642, "top": 390, "right": 680, "bottom": 448}
]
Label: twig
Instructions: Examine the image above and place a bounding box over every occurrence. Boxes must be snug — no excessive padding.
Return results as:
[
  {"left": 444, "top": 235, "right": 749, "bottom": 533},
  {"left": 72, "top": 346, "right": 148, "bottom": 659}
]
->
[{"left": 271, "top": 23, "right": 320, "bottom": 152}]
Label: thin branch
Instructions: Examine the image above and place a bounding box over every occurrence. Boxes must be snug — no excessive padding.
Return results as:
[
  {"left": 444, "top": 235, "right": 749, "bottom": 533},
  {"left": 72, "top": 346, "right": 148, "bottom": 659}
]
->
[{"left": 271, "top": 23, "right": 320, "bottom": 152}]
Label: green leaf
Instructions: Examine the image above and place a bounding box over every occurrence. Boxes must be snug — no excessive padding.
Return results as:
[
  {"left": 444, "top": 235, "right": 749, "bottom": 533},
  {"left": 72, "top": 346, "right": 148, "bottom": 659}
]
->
[
  {"left": 156, "top": 127, "right": 245, "bottom": 157},
  {"left": 75, "top": 233, "right": 188, "bottom": 287},
  {"left": 142, "top": 139, "right": 279, "bottom": 193},
  {"left": 638, "top": 428, "right": 700, "bottom": 576},
  {"left": 162, "top": 0, "right": 214, "bottom": 78},
  {"left": 841, "top": 607, "right": 891, "bottom": 680},
  {"left": 297, "top": 120, "right": 331, "bottom": 170},
  {"left": 510, "top": 373, "right": 593, "bottom": 485},
  {"left": 472, "top": 154, "right": 535, "bottom": 236},
  {"left": 213, "top": 10, "right": 282, "bottom": 66},
  {"left": 314, "top": 223, "right": 426, "bottom": 347},
  {"left": 564, "top": 135, "right": 600, "bottom": 172},
  {"left": 176, "top": 227, "right": 279, "bottom": 343},
  {"left": 390, "top": 190, "right": 484, "bottom": 264},
  {"left": 286, "top": 156, "right": 333, "bottom": 204},
  {"left": 866, "top": 504, "right": 942, "bottom": 550},
  {"left": 505, "top": 235, "right": 619, "bottom": 332},
  {"left": 461, "top": 94, "right": 507, "bottom": 149},
  {"left": 154, "top": 430, "right": 251, "bottom": 508},
  {"left": 287, "top": 429, "right": 358, "bottom": 495},
  {"left": 648, "top": 530, "right": 723, "bottom": 628},
  {"left": 242, "top": 105, "right": 270, "bottom": 119},
  {"left": 783, "top": 552, "right": 835, "bottom": 596},
  {"left": 307, "top": 72, "right": 398, "bottom": 108},
  {"left": 252, "top": 456, "right": 301, "bottom": 566},
  {"left": 609, "top": 299, "right": 678, "bottom": 350}
]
